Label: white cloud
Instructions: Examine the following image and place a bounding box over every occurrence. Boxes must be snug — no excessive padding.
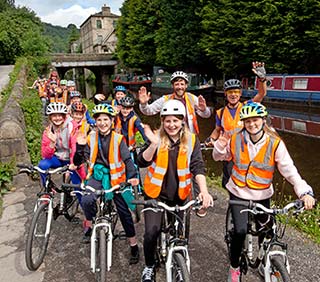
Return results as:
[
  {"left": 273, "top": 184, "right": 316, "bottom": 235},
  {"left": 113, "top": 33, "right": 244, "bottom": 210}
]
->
[
  {"left": 42, "top": 5, "right": 98, "bottom": 27},
  {"left": 15, "top": 1, "right": 123, "bottom": 27}
]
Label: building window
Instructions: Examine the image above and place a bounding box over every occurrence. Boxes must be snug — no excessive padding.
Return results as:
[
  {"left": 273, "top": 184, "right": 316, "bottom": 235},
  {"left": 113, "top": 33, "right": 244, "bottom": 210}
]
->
[
  {"left": 96, "top": 20, "right": 102, "bottom": 29},
  {"left": 112, "top": 20, "right": 117, "bottom": 28},
  {"left": 293, "top": 79, "right": 308, "bottom": 90},
  {"left": 97, "top": 35, "right": 103, "bottom": 45}
]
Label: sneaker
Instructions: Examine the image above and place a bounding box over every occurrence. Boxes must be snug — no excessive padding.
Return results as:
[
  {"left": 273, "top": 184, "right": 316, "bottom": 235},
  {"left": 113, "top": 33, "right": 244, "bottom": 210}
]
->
[
  {"left": 227, "top": 266, "right": 240, "bottom": 282},
  {"left": 196, "top": 207, "right": 207, "bottom": 218},
  {"left": 141, "top": 265, "right": 155, "bottom": 282},
  {"left": 129, "top": 245, "right": 140, "bottom": 265},
  {"left": 81, "top": 227, "right": 92, "bottom": 244}
]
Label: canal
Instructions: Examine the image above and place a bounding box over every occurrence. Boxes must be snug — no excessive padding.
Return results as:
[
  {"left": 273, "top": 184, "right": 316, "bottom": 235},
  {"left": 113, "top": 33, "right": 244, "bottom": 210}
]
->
[{"left": 136, "top": 97, "right": 320, "bottom": 199}]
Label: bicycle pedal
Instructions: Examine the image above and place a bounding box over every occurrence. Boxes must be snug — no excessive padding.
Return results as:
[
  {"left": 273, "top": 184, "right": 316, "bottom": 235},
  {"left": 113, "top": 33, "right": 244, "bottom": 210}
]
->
[{"left": 70, "top": 216, "right": 81, "bottom": 224}]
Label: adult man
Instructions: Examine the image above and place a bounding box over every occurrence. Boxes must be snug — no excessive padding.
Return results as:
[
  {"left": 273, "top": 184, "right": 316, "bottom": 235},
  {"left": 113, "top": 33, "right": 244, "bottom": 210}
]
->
[
  {"left": 138, "top": 71, "right": 211, "bottom": 134},
  {"left": 206, "top": 61, "right": 267, "bottom": 188}
]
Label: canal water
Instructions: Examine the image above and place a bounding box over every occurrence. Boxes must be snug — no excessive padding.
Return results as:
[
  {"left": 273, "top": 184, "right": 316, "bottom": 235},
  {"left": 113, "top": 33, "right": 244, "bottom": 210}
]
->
[{"left": 136, "top": 96, "right": 320, "bottom": 199}]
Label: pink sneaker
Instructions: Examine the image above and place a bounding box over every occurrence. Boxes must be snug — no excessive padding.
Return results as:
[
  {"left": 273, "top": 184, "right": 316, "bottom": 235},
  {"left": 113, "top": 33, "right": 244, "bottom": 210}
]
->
[{"left": 227, "top": 266, "right": 240, "bottom": 282}]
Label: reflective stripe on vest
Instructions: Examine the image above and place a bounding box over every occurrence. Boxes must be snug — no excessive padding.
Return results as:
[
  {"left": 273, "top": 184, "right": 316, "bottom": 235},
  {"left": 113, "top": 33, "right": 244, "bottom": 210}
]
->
[
  {"left": 217, "top": 103, "right": 243, "bottom": 135},
  {"left": 114, "top": 115, "right": 137, "bottom": 146},
  {"left": 87, "top": 131, "right": 126, "bottom": 186},
  {"left": 164, "top": 94, "right": 199, "bottom": 134},
  {"left": 230, "top": 132, "right": 280, "bottom": 189},
  {"left": 144, "top": 133, "right": 196, "bottom": 200}
]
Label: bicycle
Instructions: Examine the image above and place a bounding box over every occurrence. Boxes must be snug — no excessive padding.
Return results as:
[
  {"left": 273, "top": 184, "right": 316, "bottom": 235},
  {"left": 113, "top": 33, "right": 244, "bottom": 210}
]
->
[
  {"left": 69, "top": 181, "right": 132, "bottom": 282},
  {"left": 17, "top": 164, "right": 80, "bottom": 271},
  {"left": 133, "top": 198, "right": 203, "bottom": 282},
  {"left": 225, "top": 199, "right": 305, "bottom": 282}
]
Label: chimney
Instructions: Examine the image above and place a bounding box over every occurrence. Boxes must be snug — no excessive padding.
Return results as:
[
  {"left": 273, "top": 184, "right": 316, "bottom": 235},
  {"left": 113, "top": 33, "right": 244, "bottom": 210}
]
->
[{"left": 102, "top": 5, "right": 111, "bottom": 16}]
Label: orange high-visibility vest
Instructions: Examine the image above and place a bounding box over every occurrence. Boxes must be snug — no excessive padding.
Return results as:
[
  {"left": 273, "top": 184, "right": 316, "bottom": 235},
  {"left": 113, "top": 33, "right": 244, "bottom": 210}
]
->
[
  {"left": 164, "top": 93, "right": 199, "bottom": 134},
  {"left": 216, "top": 103, "right": 243, "bottom": 135},
  {"left": 114, "top": 115, "right": 138, "bottom": 146},
  {"left": 230, "top": 132, "right": 280, "bottom": 189},
  {"left": 87, "top": 131, "right": 126, "bottom": 186},
  {"left": 144, "top": 133, "right": 196, "bottom": 200}
]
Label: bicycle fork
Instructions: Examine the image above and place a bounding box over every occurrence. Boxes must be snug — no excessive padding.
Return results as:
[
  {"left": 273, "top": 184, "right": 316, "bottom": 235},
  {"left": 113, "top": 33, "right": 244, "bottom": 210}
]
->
[
  {"left": 33, "top": 197, "right": 53, "bottom": 238},
  {"left": 91, "top": 222, "right": 113, "bottom": 273},
  {"left": 165, "top": 245, "right": 190, "bottom": 282},
  {"left": 264, "top": 250, "right": 290, "bottom": 282}
]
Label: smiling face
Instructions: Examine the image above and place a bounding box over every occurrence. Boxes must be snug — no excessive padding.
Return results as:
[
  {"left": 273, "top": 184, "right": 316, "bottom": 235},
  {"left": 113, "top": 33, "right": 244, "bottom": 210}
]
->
[
  {"left": 115, "top": 91, "right": 126, "bottom": 102},
  {"left": 225, "top": 88, "right": 242, "bottom": 106},
  {"left": 120, "top": 106, "right": 133, "bottom": 118},
  {"left": 162, "top": 115, "right": 183, "bottom": 140},
  {"left": 95, "top": 113, "right": 113, "bottom": 135},
  {"left": 172, "top": 78, "right": 188, "bottom": 98},
  {"left": 49, "top": 113, "right": 66, "bottom": 127},
  {"left": 243, "top": 117, "right": 265, "bottom": 137},
  {"left": 71, "top": 111, "right": 84, "bottom": 123}
]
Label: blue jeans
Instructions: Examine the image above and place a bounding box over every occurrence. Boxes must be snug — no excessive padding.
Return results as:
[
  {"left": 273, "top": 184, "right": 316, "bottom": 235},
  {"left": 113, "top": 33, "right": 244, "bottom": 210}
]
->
[{"left": 38, "top": 156, "right": 82, "bottom": 204}]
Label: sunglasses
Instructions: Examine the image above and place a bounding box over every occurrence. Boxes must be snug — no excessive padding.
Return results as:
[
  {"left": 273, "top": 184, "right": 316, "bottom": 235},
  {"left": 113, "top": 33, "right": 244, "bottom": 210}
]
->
[{"left": 226, "top": 89, "right": 241, "bottom": 95}]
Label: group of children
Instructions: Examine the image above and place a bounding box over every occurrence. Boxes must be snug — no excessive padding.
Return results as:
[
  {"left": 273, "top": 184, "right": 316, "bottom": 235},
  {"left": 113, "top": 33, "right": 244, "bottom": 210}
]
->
[{"left": 35, "top": 66, "right": 316, "bottom": 282}]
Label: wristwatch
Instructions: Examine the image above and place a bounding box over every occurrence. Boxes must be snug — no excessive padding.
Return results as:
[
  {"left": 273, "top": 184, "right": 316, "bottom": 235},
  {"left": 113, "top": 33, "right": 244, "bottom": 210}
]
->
[{"left": 300, "top": 191, "right": 314, "bottom": 198}]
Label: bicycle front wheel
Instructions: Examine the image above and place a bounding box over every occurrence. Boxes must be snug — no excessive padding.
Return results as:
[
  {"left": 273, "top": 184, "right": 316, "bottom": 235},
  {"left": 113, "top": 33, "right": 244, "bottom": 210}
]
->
[
  {"left": 225, "top": 206, "right": 234, "bottom": 260},
  {"left": 171, "top": 252, "right": 190, "bottom": 282},
  {"left": 25, "top": 202, "right": 51, "bottom": 270},
  {"left": 96, "top": 228, "right": 107, "bottom": 282},
  {"left": 268, "top": 256, "right": 291, "bottom": 282}
]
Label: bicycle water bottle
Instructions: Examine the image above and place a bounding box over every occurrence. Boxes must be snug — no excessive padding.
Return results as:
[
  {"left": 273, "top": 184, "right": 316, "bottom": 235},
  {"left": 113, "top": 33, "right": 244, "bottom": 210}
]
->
[
  {"left": 246, "top": 234, "right": 253, "bottom": 260},
  {"left": 59, "top": 192, "right": 65, "bottom": 211},
  {"left": 160, "top": 232, "right": 167, "bottom": 257}
]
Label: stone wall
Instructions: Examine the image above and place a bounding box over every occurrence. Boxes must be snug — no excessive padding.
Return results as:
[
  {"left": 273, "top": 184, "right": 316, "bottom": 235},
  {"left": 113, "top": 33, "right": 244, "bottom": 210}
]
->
[{"left": 0, "top": 65, "right": 30, "bottom": 164}]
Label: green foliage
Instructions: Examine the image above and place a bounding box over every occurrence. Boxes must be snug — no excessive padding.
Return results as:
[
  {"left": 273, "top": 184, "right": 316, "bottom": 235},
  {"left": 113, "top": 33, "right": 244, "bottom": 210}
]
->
[
  {"left": 0, "top": 159, "right": 15, "bottom": 193},
  {"left": 0, "top": 6, "right": 49, "bottom": 64},
  {"left": 43, "top": 23, "right": 80, "bottom": 53},
  {"left": 20, "top": 89, "right": 43, "bottom": 164}
]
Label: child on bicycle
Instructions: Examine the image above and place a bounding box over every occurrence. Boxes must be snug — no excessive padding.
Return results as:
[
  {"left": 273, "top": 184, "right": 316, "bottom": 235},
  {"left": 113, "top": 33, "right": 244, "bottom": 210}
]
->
[
  {"left": 212, "top": 102, "right": 315, "bottom": 282},
  {"left": 94, "top": 85, "right": 127, "bottom": 113},
  {"left": 136, "top": 99, "right": 214, "bottom": 282},
  {"left": 114, "top": 95, "right": 148, "bottom": 147},
  {"left": 39, "top": 102, "right": 82, "bottom": 199},
  {"left": 73, "top": 103, "right": 140, "bottom": 265}
]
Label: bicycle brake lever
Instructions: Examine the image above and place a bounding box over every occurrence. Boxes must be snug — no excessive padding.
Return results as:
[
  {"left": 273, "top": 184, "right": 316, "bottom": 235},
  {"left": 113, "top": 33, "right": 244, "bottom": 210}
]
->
[{"left": 240, "top": 208, "right": 259, "bottom": 215}]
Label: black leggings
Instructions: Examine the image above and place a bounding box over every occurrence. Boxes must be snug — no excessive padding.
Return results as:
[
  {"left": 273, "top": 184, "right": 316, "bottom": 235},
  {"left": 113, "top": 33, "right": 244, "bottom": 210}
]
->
[{"left": 229, "top": 193, "right": 272, "bottom": 268}]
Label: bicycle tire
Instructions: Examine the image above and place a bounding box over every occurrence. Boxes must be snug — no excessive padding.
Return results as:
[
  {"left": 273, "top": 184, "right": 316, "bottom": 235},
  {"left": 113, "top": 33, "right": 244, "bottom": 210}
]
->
[
  {"left": 171, "top": 252, "right": 190, "bottom": 282},
  {"left": 225, "top": 206, "right": 233, "bottom": 261},
  {"left": 25, "top": 202, "right": 51, "bottom": 270},
  {"left": 268, "top": 256, "right": 291, "bottom": 282},
  {"left": 63, "top": 175, "right": 79, "bottom": 220},
  {"left": 96, "top": 228, "right": 107, "bottom": 282}
]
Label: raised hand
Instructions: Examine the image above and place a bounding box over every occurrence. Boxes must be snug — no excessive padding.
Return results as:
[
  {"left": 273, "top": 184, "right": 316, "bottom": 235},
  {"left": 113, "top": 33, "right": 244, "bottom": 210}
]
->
[
  {"left": 46, "top": 125, "right": 57, "bottom": 143},
  {"left": 198, "top": 95, "right": 207, "bottom": 112},
  {"left": 252, "top": 61, "right": 266, "bottom": 80},
  {"left": 218, "top": 131, "right": 231, "bottom": 148},
  {"left": 143, "top": 124, "right": 159, "bottom": 145},
  {"left": 76, "top": 131, "right": 87, "bottom": 145},
  {"left": 138, "top": 86, "right": 151, "bottom": 105}
]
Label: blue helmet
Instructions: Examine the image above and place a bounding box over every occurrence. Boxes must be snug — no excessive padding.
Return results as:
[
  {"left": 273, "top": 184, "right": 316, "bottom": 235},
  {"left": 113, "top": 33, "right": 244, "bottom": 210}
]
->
[{"left": 114, "top": 85, "right": 127, "bottom": 93}]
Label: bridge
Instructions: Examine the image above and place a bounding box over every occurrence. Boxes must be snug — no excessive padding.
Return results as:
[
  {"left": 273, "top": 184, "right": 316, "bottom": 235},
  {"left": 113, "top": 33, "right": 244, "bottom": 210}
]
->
[{"left": 51, "top": 53, "right": 118, "bottom": 97}]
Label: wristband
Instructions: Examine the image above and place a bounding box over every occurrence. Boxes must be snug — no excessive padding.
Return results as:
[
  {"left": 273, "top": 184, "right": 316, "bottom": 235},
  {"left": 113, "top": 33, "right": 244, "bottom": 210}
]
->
[{"left": 300, "top": 191, "right": 314, "bottom": 198}]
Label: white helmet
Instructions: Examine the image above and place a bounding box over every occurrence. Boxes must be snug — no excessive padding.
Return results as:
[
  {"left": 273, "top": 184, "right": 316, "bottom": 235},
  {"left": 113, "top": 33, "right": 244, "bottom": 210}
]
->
[
  {"left": 170, "top": 71, "right": 189, "bottom": 83},
  {"left": 46, "top": 102, "right": 68, "bottom": 115},
  {"left": 66, "top": 80, "right": 75, "bottom": 87},
  {"left": 160, "top": 100, "right": 186, "bottom": 118}
]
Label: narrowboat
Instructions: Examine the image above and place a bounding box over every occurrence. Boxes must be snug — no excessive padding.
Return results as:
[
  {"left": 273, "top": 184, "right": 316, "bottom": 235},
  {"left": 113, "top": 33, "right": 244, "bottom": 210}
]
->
[
  {"left": 151, "top": 71, "right": 215, "bottom": 101},
  {"left": 112, "top": 73, "right": 152, "bottom": 94},
  {"left": 241, "top": 74, "right": 320, "bottom": 106}
]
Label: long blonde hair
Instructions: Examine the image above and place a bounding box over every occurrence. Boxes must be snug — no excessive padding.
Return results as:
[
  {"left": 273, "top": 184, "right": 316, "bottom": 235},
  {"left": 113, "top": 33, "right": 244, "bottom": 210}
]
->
[{"left": 158, "top": 117, "right": 191, "bottom": 152}]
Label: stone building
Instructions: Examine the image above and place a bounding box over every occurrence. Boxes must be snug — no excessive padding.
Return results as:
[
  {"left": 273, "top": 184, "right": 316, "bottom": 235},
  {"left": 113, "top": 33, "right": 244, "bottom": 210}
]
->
[{"left": 80, "top": 5, "right": 119, "bottom": 54}]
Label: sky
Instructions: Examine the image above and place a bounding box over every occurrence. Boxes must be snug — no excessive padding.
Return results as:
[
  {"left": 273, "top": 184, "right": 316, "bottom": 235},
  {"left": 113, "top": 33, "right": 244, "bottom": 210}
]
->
[{"left": 15, "top": 1, "right": 124, "bottom": 27}]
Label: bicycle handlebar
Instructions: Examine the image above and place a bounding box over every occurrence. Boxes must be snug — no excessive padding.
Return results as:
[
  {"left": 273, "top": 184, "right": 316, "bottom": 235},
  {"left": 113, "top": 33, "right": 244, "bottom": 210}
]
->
[
  {"left": 132, "top": 198, "right": 202, "bottom": 212},
  {"left": 200, "top": 143, "right": 214, "bottom": 151},
  {"left": 229, "top": 199, "right": 305, "bottom": 215},
  {"left": 66, "top": 182, "right": 132, "bottom": 196},
  {"left": 17, "top": 164, "right": 69, "bottom": 175}
]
